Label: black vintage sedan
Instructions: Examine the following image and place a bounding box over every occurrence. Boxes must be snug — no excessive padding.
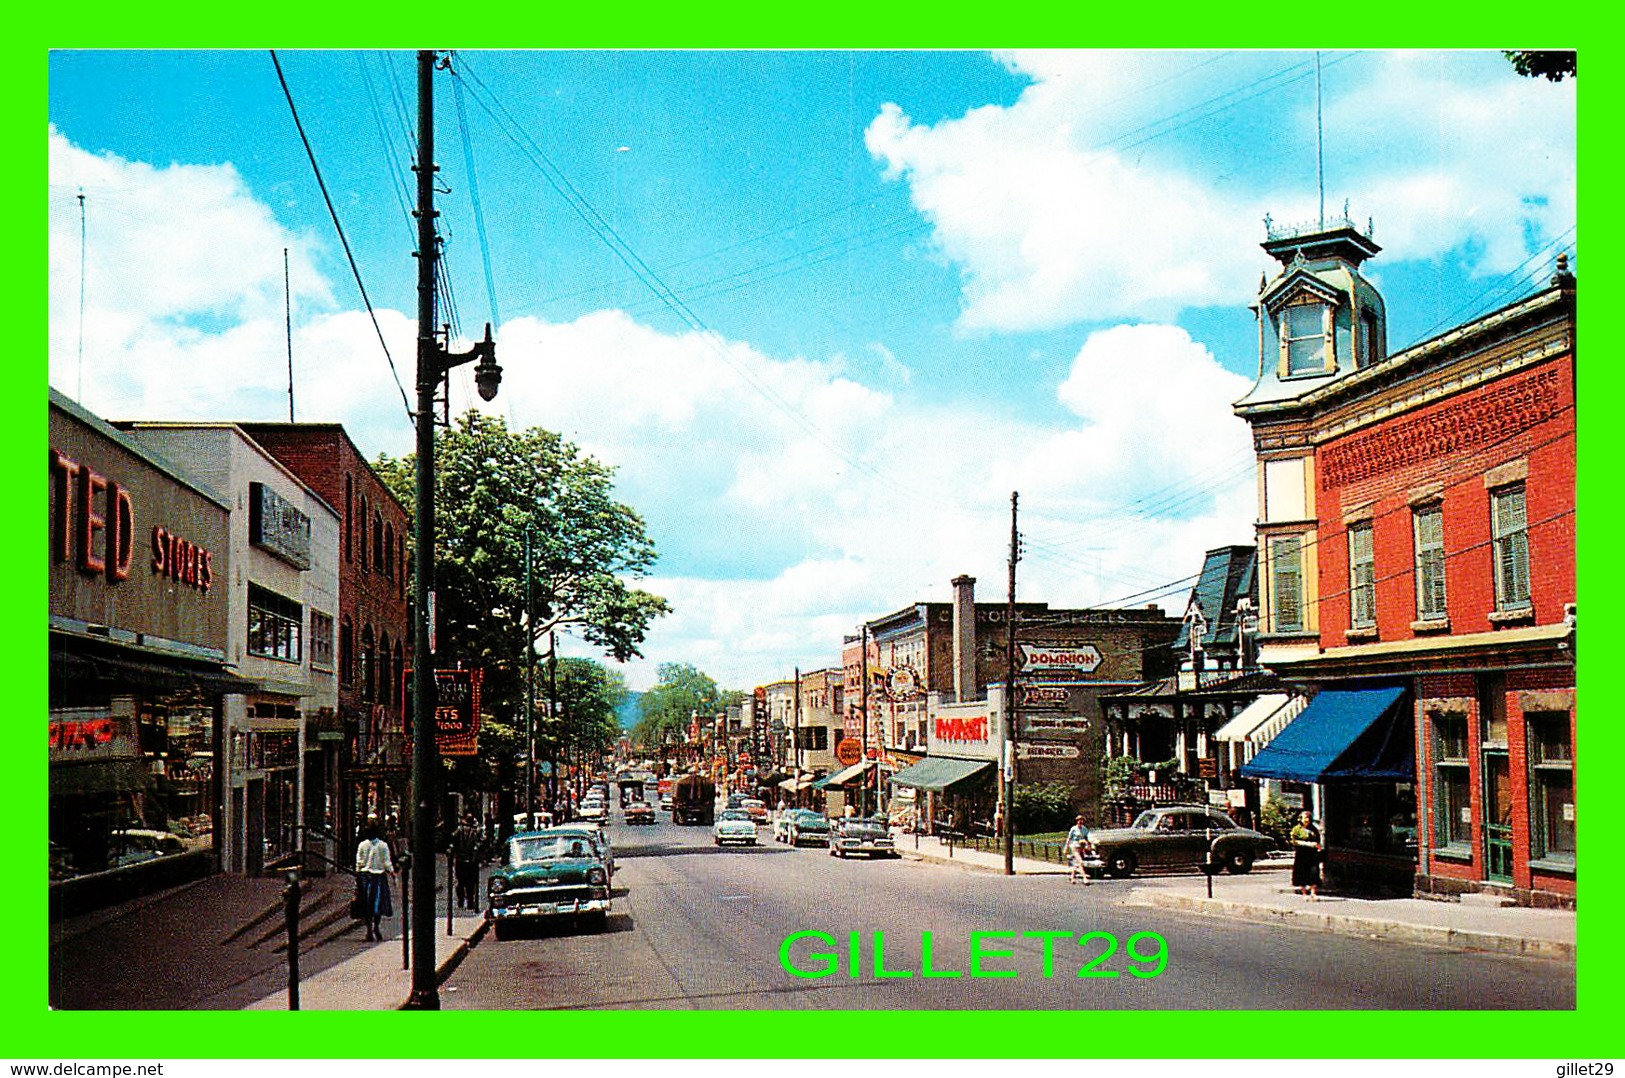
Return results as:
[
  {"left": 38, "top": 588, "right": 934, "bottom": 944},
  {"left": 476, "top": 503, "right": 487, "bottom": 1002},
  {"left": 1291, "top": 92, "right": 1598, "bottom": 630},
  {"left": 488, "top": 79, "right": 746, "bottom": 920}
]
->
[{"left": 1082, "top": 806, "right": 1275, "bottom": 879}]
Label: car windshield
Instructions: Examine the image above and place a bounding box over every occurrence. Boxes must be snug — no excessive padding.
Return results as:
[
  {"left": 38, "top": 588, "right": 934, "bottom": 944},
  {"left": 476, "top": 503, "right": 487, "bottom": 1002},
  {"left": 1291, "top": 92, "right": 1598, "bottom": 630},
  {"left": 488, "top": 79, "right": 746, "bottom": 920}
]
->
[
  {"left": 1131, "top": 811, "right": 1159, "bottom": 830},
  {"left": 511, "top": 835, "right": 591, "bottom": 864},
  {"left": 719, "top": 810, "right": 752, "bottom": 821}
]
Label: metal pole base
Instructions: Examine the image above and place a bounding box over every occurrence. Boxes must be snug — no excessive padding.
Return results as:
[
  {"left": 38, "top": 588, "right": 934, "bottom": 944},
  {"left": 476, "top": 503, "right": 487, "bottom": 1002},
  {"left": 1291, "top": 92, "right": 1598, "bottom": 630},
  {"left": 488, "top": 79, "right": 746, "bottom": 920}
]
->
[{"left": 402, "top": 988, "right": 441, "bottom": 1010}]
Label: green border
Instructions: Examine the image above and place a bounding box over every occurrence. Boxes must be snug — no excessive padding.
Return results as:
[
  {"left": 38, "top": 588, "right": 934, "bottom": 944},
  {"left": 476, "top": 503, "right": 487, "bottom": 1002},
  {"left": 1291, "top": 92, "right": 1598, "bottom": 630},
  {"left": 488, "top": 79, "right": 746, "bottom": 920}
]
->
[{"left": 17, "top": 6, "right": 1620, "bottom": 1062}]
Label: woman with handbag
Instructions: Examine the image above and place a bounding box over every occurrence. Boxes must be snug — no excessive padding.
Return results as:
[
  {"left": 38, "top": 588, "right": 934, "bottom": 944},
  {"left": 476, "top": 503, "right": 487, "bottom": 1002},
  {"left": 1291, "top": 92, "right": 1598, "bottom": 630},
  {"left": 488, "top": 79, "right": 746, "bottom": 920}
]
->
[
  {"left": 354, "top": 818, "right": 396, "bottom": 941},
  {"left": 1290, "top": 810, "right": 1322, "bottom": 899}
]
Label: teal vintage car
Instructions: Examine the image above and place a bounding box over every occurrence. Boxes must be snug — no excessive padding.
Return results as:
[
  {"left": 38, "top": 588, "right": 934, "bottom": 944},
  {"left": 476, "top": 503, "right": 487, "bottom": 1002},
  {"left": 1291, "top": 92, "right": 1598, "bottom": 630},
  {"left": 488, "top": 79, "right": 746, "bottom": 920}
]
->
[{"left": 486, "top": 829, "right": 611, "bottom": 938}]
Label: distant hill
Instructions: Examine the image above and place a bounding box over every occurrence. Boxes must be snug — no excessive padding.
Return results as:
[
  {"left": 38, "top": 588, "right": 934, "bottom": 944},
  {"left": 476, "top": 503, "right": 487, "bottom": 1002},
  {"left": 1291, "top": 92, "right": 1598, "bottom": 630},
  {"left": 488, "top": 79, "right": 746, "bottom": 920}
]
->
[{"left": 618, "top": 693, "right": 642, "bottom": 731}]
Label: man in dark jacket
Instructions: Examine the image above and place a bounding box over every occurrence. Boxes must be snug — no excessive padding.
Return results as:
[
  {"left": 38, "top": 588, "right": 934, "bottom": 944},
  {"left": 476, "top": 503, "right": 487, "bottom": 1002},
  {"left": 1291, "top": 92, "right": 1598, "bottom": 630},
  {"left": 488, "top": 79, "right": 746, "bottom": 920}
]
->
[{"left": 451, "top": 813, "right": 484, "bottom": 910}]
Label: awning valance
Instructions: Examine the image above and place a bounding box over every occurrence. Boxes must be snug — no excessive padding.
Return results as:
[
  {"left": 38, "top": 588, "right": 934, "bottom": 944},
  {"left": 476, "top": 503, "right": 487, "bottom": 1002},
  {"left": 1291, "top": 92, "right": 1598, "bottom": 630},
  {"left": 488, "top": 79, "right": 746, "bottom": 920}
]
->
[
  {"left": 889, "top": 756, "right": 994, "bottom": 793},
  {"left": 1241, "top": 684, "right": 1413, "bottom": 784},
  {"left": 1213, "top": 694, "right": 1290, "bottom": 742}
]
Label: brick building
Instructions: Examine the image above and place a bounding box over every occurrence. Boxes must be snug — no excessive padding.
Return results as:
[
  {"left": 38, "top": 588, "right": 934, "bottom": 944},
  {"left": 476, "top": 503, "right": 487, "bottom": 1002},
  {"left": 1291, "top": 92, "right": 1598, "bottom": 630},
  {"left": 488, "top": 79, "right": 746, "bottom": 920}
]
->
[
  {"left": 1234, "top": 217, "right": 1575, "bottom": 904},
  {"left": 236, "top": 424, "right": 412, "bottom": 859}
]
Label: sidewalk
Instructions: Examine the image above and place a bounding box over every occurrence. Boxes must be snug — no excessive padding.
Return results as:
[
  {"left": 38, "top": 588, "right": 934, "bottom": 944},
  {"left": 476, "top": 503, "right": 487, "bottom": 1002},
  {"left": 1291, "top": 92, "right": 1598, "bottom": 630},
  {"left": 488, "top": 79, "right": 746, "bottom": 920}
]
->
[
  {"left": 244, "top": 902, "right": 488, "bottom": 1010},
  {"left": 891, "top": 829, "right": 1575, "bottom": 961},
  {"left": 50, "top": 867, "right": 491, "bottom": 1010}
]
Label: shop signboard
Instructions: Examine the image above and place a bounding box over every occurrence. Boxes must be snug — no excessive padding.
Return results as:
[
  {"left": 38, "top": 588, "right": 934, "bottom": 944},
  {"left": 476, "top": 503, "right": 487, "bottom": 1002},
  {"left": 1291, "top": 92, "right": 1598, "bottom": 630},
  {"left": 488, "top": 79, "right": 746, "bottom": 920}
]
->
[
  {"left": 835, "top": 738, "right": 863, "bottom": 766},
  {"left": 1017, "top": 684, "right": 1071, "bottom": 711},
  {"left": 1017, "top": 742, "right": 1079, "bottom": 760},
  {"left": 405, "top": 667, "right": 483, "bottom": 756},
  {"left": 1017, "top": 642, "right": 1102, "bottom": 679},
  {"left": 1024, "top": 714, "right": 1091, "bottom": 734}
]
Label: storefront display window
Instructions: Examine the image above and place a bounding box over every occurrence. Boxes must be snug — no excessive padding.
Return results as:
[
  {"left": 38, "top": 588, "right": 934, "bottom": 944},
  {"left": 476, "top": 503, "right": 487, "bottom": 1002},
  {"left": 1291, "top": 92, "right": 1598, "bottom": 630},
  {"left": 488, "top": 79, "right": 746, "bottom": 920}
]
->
[
  {"left": 1527, "top": 711, "right": 1575, "bottom": 869},
  {"left": 1432, "top": 710, "right": 1471, "bottom": 852}
]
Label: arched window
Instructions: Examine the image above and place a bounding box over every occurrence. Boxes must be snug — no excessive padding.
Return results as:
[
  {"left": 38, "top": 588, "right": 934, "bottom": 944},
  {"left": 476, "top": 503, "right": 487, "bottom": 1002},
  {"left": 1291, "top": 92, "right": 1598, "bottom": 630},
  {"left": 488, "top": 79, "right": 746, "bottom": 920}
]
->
[
  {"left": 393, "top": 639, "right": 405, "bottom": 710},
  {"left": 362, "top": 624, "right": 376, "bottom": 702},
  {"left": 374, "top": 513, "right": 385, "bottom": 574},
  {"left": 359, "top": 497, "right": 370, "bottom": 572},
  {"left": 344, "top": 475, "right": 353, "bottom": 563},
  {"left": 378, "top": 632, "right": 392, "bottom": 711},
  {"left": 384, "top": 522, "right": 395, "bottom": 579}
]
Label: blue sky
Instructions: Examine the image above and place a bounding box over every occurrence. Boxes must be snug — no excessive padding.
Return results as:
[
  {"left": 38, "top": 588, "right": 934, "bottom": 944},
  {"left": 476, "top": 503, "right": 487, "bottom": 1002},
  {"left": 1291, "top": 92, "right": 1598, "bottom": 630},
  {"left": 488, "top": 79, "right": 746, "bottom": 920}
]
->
[{"left": 46, "top": 49, "right": 1576, "bottom": 690}]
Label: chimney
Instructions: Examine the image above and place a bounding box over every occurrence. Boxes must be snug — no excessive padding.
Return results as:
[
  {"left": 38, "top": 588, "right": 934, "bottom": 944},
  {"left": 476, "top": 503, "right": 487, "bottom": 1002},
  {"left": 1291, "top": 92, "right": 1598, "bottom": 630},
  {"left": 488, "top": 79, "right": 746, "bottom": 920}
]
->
[{"left": 951, "top": 575, "right": 978, "bottom": 702}]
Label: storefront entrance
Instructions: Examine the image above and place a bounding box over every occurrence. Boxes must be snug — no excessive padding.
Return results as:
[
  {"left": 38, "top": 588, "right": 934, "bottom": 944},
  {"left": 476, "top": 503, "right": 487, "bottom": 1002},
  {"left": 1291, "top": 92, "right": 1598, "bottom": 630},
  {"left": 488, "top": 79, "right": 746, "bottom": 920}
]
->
[{"left": 1482, "top": 751, "right": 1514, "bottom": 882}]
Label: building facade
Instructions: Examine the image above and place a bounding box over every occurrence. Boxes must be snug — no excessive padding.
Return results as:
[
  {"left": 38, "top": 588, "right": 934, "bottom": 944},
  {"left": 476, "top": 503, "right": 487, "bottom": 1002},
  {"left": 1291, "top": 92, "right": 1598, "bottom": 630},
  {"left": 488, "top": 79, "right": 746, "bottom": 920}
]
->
[
  {"left": 48, "top": 392, "right": 243, "bottom": 907},
  {"left": 120, "top": 423, "right": 341, "bottom": 876},
  {"left": 236, "top": 423, "right": 412, "bottom": 858},
  {"left": 1235, "top": 219, "right": 1576, "bottom": 904}
]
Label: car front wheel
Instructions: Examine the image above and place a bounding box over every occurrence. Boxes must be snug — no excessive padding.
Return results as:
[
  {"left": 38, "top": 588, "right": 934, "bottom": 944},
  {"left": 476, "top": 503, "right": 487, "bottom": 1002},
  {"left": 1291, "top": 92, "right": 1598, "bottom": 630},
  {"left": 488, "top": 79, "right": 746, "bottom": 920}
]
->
[{"left": 1106, "top": 850, "right": 1136, "bottom": 878}]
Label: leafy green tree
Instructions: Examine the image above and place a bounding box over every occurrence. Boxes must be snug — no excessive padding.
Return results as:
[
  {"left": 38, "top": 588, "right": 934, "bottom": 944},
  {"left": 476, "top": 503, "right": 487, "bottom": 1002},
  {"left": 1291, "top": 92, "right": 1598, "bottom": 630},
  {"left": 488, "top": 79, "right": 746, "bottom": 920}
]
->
[
  {"left": 633, "top": 663, "right": 734, "bottom": 748},
  {"left": 377, "top": 411, "right": 669, "bottom": 801}
]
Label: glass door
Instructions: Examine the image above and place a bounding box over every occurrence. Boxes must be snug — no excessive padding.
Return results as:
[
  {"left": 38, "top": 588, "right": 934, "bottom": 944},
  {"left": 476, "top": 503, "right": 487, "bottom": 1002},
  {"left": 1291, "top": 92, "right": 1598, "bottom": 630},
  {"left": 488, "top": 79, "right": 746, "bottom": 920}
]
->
[{"left": 1482, "top": 751, "right": 1514, "bottom": 882}]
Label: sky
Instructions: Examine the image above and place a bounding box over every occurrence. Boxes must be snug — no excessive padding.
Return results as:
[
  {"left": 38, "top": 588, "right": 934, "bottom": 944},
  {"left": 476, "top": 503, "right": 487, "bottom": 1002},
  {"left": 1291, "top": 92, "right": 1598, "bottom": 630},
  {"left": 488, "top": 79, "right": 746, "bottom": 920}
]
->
[{"left": 45, "top": 49, "right": 1577, "bottom": 693}]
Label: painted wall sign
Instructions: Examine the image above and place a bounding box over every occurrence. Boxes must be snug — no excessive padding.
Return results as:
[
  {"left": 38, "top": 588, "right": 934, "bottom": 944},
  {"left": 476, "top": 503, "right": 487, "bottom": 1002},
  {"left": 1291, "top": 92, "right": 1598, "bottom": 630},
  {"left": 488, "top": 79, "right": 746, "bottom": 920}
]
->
[
  {"left": 1017, "top": 684, "right": 1071, "bottom": 711},
  {"left": 1018, "top": 642, "right": 1102, "bottom": 674},
  {"left": 1017, "top": 742, "right": 1079, "bottom": 760}
]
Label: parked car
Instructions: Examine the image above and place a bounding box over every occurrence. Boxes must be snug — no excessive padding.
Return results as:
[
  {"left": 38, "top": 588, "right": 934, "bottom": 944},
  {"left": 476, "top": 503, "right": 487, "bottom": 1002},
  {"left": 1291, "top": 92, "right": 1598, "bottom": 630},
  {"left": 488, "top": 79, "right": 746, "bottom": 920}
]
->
[
  {"left": 659, "top": 794, "right": 673, "bottom": 812},
  {"left": 741, "top": 798, "right": 769, "bottom": 823},
  {"left": 486, "top": 829, "right": 611, "bottom": 938},
  {"left": 623, "top": 800, "right": 656, "bottom": 825},
  {"left": 771, "top": 811, "right": 798, "bottom": 844},
  {"left": 785, "top": 810, "right": 831, "bottom": 847},
  {"left": 725, "top": 793, "right": 746, "bottom": 810},
  {"left": 548, "top": 822, "right": 615, "bottom": 879},
  {"left": 108, "top": 828, "right": 186, "bottom": 868},
  {"left": 713, "top": 809, "right": 758, "bottom": 847},
  {"left": 1083, "top": 805, "right": 1275, "bottom": 879},
  {"left": 828, "top": 816, "right": 896, "bottom": 858}
]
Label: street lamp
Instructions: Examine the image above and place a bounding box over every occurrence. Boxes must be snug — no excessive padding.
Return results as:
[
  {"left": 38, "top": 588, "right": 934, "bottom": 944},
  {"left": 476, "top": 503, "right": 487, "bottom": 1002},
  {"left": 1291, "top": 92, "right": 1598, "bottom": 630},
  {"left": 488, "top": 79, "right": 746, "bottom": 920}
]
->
[{"left": 406, "top": 50, "right": 500, "bottom": 1011}]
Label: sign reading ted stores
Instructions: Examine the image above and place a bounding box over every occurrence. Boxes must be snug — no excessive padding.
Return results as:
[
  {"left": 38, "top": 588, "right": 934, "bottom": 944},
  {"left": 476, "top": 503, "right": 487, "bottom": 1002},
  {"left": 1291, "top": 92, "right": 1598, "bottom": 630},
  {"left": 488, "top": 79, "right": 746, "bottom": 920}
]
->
[{"left": 50, "top": 448, "right": 217, "bottom": 593}]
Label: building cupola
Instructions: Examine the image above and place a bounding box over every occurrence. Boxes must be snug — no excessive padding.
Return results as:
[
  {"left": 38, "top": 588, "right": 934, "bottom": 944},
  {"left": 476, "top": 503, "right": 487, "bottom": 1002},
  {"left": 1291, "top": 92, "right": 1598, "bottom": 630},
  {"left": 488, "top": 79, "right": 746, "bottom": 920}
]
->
[{"left": 1238, "top": 207, "right": 1389, "bottom": 409}]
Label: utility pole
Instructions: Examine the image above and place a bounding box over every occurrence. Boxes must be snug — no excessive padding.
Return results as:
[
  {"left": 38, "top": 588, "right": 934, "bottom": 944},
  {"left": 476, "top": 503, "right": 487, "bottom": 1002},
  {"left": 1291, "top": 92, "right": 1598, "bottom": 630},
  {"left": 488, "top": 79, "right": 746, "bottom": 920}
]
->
[
  {"left": 793, "top": 666, "right": 803, "bottom": 779},
  {"left": 859, "top": 624, "right": 870, "bottom": 815},
  {"left": 407, "top": 49, "right": 501, "bottom": 1011},
  {"left": 524, "top": 526, "right": 534, "bottom": 823},
  {"left": 1003, "top": 491, "right": 1019, "bottom": 877}
]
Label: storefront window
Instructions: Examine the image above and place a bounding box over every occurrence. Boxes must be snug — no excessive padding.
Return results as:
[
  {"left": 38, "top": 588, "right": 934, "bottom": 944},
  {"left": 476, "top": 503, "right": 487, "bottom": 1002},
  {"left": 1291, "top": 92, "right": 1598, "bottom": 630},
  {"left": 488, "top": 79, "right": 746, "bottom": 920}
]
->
[
  {"left": 247, "top": 583, "right": 302, "bottom": 662},
  {"left": 1527, "top": 711, "right": 1575, "bottom": 867},
  {"left": 1432, "top": 711, "right": 1471, "bottom": 851}
]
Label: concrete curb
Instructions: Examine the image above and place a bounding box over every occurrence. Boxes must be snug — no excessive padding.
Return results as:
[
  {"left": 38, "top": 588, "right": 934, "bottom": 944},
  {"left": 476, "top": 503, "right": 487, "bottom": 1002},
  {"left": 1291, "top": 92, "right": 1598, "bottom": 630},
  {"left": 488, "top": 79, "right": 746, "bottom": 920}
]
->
[
  {"left": 394, "top": 917, "right": 491, "bottom": 1009},
  {"left": 1128, "top": 890, "right": 1576, "bottom": 961},
  {"left": 895, "top": 845, "right": 1065, "bottom": 876}
]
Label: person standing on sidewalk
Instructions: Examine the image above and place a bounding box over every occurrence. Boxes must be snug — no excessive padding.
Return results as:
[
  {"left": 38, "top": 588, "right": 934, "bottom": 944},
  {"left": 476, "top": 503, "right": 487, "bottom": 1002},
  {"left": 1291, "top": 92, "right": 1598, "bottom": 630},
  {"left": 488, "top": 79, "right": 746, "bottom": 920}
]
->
[
  {"left": 1065, "top": 814, "right": 1093, "bottom": 885},
  {"left": 1290, "top": 810, "right": 1322, "bottom": 899},
  {"left": 451, "top": 812, "right": 484, "bottom": 911},
  {"left": 354, "top": 819, "right": 395, "bottom": 941}
]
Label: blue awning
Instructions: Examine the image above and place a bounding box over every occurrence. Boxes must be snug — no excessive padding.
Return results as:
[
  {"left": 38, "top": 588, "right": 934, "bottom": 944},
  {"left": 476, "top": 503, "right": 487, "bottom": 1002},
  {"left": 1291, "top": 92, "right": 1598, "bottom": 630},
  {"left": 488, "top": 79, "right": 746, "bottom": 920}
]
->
[{"left": 1240, "top": 684, "right": 1413, "bottom": 784}]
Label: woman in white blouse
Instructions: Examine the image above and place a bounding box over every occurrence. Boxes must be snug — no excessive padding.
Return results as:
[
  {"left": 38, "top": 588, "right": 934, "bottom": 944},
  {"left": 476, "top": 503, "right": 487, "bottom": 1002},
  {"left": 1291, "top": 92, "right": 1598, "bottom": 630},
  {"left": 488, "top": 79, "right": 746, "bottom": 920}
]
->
[{"left": 354, "top": 818, "right": 395, "bottom": 942}]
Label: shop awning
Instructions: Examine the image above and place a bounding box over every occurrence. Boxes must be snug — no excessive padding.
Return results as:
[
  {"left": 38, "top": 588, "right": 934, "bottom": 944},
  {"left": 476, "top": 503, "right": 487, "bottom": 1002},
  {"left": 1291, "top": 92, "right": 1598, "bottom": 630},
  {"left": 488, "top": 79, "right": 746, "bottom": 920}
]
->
[
  {"left": 812, "top": 760, "right": 873, "bottom": 789},
  {"left": 888, "top": 756, "right": 994, "bottom": 793},
  {"left": 1214, "top": 693, "right": 1308, "bottom": 744},
  {"left": 1241, "top": 684, "right": 1413, "bottom": 784},
  {"left": 778, "top": 775, "right": 818, "bottom": 792}
]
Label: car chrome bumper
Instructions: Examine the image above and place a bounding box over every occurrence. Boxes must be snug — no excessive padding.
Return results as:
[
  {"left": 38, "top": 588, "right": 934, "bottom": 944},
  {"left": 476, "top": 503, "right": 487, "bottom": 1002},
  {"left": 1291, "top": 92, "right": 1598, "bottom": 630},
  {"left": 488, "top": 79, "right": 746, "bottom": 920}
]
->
[{"left": 488, "top": 896, "right": 611, "bottom": 920}]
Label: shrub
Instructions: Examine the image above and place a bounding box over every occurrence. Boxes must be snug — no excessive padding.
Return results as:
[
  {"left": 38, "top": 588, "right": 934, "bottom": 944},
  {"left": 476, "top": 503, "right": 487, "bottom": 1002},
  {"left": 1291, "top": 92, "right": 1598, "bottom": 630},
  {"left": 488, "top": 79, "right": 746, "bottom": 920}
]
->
[{"left": 1012, "top": 781, "right": 1076, "bottom": 834}]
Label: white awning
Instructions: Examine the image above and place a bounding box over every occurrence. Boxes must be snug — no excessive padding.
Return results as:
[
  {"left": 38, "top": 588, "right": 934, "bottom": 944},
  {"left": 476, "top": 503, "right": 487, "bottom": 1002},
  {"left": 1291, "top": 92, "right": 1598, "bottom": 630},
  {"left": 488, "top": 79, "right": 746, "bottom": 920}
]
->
[{"left": 1217, "top": 693, "right": 1311, "bottom": 746}]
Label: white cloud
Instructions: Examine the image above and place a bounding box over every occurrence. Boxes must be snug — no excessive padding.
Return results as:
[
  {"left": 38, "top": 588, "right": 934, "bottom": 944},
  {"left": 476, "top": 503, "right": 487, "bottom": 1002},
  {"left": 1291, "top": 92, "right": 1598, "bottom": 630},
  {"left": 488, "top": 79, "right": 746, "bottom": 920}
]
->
[
  {"left": 865, "top": 50, "right": 1575, "bottom": 332},
  {"left": 48, "top": 125, "right": 1258, "bottom": 694}
]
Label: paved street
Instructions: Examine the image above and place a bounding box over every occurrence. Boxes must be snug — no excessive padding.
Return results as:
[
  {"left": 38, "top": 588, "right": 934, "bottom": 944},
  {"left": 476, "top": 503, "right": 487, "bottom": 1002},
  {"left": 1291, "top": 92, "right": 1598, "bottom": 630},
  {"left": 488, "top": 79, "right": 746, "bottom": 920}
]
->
[{"left": 441, "top": 811, "right": 1575, "bottom": 1011}]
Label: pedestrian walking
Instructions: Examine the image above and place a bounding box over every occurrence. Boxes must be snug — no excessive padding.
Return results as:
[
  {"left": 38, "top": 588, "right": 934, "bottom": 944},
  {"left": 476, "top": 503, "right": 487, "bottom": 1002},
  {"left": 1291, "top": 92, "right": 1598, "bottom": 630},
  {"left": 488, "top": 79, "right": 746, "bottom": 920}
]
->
[
  {"left": 451, "top": 812, "right": 484, "bottom": 911},
  {"left": 1065, "top": 814, "right": 1093, "bottom": 885},
  {"left": 1290, "top": 810, "right": 1323, "bottom": 899},
  {"left": 354, "top": 819, "right": 395, "bottom": 942}
]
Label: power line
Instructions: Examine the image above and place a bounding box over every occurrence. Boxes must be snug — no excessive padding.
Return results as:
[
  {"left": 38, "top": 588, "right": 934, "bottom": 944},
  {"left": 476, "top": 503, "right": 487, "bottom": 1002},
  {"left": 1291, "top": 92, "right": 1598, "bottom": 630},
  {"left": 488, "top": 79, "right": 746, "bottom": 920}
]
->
[{"left": 269, "top": 50, "right": 413, "bottom": 424}]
